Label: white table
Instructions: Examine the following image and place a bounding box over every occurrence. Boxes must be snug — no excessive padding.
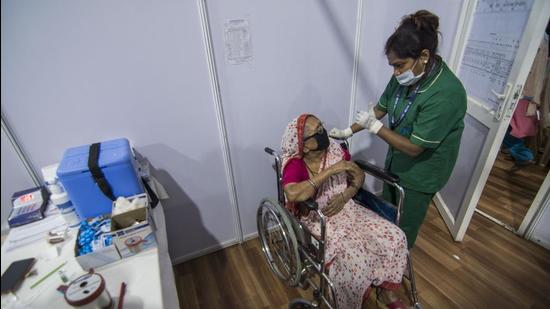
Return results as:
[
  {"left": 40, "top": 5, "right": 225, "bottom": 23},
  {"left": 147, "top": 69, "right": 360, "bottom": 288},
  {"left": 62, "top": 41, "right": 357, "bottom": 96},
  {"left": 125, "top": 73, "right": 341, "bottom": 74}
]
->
[{"left": 1, "top": 189, "right": 179, "bottom": 309}]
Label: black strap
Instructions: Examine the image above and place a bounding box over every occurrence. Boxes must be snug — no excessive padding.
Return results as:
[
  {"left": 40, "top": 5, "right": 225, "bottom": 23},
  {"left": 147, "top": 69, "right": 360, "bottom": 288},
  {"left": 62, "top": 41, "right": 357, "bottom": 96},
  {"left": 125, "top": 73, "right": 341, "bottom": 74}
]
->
[
  {"left": 141, "top": 177, "right": 159, "bottom": 209},
  {"left": 88, "top": 143, "right": 116, "bottom": 201}
]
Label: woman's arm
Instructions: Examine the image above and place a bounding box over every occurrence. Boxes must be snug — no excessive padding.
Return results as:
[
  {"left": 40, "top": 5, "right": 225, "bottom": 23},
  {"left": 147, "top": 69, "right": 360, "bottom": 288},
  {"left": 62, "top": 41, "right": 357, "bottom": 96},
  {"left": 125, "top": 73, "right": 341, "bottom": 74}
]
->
[
  {"left": 348, "top": 162, "right": 365, "bottom": 189},
  {"left": 284, "top": 160, "right": 353, "bottom": 202},
  {"left": 341, "top": 162, "right": 365, "bottom": 201},
  {"left": 373, "top": 106, "right": 387, "bottom": 119},
  {"left": 322, "top": 162, "right": 365, "bottom": 217},
  {"left": 377, "top": 126, "right": 424, "bottom": 157}
]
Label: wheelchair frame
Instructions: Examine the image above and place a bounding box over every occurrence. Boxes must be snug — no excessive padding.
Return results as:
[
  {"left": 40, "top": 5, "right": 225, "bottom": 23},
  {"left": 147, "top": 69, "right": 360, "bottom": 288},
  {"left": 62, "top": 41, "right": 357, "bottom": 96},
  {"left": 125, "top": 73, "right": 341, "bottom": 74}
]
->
[{"left": 257, "top": 147, "right": 421, "bottom": 309}]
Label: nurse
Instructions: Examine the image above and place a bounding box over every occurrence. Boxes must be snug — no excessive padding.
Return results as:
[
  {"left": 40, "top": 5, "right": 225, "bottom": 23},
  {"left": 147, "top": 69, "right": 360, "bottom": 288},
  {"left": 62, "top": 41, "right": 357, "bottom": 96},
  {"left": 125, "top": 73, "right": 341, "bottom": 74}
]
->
[{"left": 330, "top": 10, "right": 467, "bottom": 249}]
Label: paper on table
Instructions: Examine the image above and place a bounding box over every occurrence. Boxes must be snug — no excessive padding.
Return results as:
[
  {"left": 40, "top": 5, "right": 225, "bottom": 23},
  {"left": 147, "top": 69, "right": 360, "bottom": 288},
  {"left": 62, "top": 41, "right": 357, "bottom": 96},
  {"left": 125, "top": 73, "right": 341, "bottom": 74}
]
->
[{"left": 3, "top": 215, "right": 67, "bottom": 252}]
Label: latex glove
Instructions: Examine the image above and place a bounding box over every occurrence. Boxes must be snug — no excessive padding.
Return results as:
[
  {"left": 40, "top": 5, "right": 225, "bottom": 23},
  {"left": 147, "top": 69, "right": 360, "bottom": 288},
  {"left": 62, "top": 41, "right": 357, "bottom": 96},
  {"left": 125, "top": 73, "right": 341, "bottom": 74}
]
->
[
  {"left": 329, "top": 127, "right": 353, "bottom": 140},
  {"left": 355, "top": 106, "right": 383, "bottom": 134}
]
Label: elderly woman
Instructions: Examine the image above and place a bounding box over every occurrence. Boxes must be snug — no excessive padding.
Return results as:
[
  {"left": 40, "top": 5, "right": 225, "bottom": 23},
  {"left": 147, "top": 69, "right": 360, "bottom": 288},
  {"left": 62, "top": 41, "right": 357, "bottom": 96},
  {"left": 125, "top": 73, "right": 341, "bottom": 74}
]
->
[{"left": 281, "top": 114, "right": 408, "bottom": 309}]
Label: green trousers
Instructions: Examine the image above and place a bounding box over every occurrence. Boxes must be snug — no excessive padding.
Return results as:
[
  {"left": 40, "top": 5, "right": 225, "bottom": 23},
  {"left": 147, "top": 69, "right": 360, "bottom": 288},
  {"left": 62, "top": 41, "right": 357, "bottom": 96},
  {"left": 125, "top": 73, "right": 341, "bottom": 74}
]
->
[{"left": 383, "top": 184, "right": 434, "bottom": 249}]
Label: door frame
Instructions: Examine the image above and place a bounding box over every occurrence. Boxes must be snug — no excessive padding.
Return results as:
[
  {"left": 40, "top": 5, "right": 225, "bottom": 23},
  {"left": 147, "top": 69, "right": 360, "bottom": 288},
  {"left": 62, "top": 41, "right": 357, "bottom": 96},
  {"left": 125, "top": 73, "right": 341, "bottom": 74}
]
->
[
  {"left": 435, "top": 0, "right": 550, "bottom": 241},
  {"left": 519, "top": 171, "right": 550, "bottom": 236}
]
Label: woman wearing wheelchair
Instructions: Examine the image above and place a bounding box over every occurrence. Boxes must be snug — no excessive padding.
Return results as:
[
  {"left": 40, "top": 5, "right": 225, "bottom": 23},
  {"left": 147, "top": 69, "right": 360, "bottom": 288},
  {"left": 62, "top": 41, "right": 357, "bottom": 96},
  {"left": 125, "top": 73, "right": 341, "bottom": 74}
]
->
[{"left": 281, "top": 114, "right": 409, "bottom": 309}]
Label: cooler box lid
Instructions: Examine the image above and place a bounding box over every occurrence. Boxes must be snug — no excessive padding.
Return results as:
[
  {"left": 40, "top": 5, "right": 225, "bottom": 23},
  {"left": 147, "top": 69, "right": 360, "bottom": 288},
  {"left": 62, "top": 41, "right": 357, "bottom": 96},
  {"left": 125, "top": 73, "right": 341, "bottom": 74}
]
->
[{"left": 57, "top": 138, "right": 133, "bottom": 177}]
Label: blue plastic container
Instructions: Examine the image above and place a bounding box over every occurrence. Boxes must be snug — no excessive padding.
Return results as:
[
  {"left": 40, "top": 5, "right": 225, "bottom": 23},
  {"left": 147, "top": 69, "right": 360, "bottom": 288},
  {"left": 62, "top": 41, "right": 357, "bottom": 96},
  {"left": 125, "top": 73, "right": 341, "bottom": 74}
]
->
[{"left": 57, "top": 138, "right": 144, "bottom": 219}]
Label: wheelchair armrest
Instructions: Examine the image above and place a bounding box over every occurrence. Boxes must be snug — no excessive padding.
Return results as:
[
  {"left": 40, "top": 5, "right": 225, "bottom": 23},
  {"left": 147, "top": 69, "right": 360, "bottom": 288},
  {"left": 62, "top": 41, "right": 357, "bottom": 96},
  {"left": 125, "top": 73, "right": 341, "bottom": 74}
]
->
[
  {"left": 300, "top": 199, "right": 318, "bottom": 211},
  {"left": 354, "top": 160, "right": 399, "bottom": 184}
]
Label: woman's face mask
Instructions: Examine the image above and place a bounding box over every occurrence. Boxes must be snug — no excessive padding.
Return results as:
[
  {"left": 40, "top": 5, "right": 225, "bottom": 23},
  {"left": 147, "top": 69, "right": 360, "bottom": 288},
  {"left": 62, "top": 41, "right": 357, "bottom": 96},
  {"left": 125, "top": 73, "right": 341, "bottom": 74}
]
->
[
  {"left": 396, "top": 59, "right": 425, "bottom": 86},
  {"left": 304, "top": 127, "right": 330, "bottom": 151}
]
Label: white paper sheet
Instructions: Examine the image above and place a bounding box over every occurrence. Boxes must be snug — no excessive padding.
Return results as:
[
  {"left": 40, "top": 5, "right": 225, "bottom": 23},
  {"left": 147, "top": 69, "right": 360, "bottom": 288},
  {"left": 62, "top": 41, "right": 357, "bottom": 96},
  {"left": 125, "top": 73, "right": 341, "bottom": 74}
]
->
[
  {"left": 459, "top": 0, "right": 534, "bottom": 111},
  {"left": 3, "top": 215, "right": 67, "bottom": 252},
  {"left": 224, "top": 19, "right": 253, "bottom": 64}
]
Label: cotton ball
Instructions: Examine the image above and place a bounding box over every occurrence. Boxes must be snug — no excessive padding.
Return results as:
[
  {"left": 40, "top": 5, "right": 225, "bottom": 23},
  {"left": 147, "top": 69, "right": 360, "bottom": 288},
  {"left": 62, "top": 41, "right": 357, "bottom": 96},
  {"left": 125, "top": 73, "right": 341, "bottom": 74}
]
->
[
  {"left": 114, "top": 197, "right": 132, "bottom": 214},
  {"left": 131, "top": 197, "right": 147, "bottom": 209}
]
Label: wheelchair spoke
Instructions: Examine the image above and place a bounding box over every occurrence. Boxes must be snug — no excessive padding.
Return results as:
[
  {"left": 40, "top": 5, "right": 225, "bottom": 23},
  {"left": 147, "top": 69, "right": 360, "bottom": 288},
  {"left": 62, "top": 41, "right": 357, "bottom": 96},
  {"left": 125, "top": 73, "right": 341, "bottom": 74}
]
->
[
  {"left": 267, "top": 214, "right": 297, "bottom": 278},
  {"left": 257, "top": 199, "right": 302, "bottom": 287}
]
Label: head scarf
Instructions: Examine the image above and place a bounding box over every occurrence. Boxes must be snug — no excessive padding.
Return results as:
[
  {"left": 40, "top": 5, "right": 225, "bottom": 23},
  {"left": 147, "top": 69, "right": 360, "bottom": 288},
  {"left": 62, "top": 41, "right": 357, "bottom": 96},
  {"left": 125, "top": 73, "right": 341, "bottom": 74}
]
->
[
  {"left": 281, "top": 114, "right": 310, "bottom": 171},
  {"left": 280, "top": 114, "right": 349, "bottom": 213}
]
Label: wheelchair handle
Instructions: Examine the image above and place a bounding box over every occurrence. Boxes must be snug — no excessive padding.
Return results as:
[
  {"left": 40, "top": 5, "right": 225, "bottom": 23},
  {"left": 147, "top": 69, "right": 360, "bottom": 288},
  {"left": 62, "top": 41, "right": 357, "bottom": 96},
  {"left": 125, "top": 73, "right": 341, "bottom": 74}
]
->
[
  {"left": 302, "top": 200, "right": 318, "bottom": 211},
  {"left": 354, "top": 159, "right": 404, "bottom": 225},
  {"left": 264, "top": 147, "right": 276, "bottom": 155},
  {"left": 354, "top": 160, "right": 399, "bottom": 184},
  {"left": 264, "top": 147, "right": 285, "bottom": 205}
]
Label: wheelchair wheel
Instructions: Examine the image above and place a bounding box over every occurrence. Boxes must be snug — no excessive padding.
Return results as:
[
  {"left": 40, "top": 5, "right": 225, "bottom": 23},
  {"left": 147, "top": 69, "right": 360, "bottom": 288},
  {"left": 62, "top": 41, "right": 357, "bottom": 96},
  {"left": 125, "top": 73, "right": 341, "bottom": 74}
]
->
[
  {"left": 288, "top": 298, "right": 314, "bottom": 309},
  {"left": 257, "top": 198, "right": 302, "bottom": 287}
]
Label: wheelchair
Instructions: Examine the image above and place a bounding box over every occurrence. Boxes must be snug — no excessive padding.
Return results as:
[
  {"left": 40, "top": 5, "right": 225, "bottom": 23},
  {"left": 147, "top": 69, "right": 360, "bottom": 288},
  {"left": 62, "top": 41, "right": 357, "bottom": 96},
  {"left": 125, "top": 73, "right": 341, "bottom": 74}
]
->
[{"left": 257, "top": 146, "right": 422, "bottom": 309}]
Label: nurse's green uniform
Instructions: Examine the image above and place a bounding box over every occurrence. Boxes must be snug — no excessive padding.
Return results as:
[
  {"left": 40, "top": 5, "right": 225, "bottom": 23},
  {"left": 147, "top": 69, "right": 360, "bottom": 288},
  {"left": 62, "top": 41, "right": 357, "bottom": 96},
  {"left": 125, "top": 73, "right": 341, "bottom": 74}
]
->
[{"left": 376, "top": 56, "right": 467, "bottom": 248}]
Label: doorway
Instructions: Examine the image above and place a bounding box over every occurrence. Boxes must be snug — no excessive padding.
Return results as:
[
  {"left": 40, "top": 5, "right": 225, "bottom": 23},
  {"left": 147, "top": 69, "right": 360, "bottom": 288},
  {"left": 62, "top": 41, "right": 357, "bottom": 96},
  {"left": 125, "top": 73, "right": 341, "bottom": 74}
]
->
[
  {"left": 434, "top": 0, "right": 550, "bottom": 241},
  {"left": 476, "top": 29, "right": 550, "bottom": 233},
  {"left": 476, "top": 152, "right": 549, "bottom": 231}
]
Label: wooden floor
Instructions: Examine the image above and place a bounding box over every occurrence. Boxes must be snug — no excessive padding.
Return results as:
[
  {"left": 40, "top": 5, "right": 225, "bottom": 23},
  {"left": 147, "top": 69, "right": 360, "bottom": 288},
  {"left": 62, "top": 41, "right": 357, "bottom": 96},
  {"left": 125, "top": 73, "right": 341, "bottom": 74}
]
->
[
  {"left": 478, "top": 152, "right": 549, "bottom": 230},
  {"left": 173, "top": 205, "right": 550, "bottom": 309}
]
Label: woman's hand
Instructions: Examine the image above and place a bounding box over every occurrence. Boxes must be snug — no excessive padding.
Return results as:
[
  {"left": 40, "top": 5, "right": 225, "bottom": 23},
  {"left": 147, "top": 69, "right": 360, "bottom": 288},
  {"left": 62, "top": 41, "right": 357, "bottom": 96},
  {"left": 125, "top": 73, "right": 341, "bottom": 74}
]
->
[
  {"left": 329, "top": 127, "right": 353, "bottom": 140},
  {"left": 355, "top": 106, "right": 383, "bottom": 134},
  {"left": 346, "top": 162, "right": 365, "bottom": 189},
  {"left": 328, "top": 160, "right": 354, "bottom": 176},
  {"left": 323, "top": 187, "right": 357, "bottom": 217},
  {"left": 327, "top": 161, "right": 365, "bottom": 191},
  {"left": 323, "top": 192, "right": 347, "bottom": 217}
]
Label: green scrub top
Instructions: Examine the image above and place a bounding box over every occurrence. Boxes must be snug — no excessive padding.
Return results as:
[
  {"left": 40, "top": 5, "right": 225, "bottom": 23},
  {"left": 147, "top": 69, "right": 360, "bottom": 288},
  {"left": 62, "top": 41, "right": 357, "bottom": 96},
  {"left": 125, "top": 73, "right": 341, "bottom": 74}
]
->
[{"left": 376, "top": 57, "right": 467, "bottom": 194}]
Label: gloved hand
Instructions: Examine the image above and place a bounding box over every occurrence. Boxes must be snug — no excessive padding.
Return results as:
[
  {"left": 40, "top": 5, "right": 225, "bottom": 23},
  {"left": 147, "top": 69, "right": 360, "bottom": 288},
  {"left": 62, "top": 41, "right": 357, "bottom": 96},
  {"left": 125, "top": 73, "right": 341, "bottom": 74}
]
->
[
  {"left": 329, "top": 127, "right": 353, "bottom": 140},
  {"left": 355, "top": 106, "right": 383, "bottom": 134}
]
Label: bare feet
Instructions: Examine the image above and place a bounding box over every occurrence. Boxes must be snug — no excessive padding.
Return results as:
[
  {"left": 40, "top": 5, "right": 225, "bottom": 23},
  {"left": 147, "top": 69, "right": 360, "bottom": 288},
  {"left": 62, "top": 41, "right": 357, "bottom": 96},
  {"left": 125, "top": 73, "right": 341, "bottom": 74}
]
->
[
  {"left": 378, "top": 289, "right": 409, "bottom": 309},
  {"left": 379, "top": 289, "right": 399, "bottom": 304}
]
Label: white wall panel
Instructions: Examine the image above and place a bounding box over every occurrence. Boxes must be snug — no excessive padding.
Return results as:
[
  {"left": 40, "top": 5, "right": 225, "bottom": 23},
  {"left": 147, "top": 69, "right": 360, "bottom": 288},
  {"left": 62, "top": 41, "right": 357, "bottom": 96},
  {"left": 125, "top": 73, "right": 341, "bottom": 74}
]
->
[
  {"left": 1, "top": 0, "right": 465, "bottom": 260},
  {"left": 1, "top": 0, "right": 235, "bottom": 260},
  {"left": 206, "top": 0, "right": 359, "bottom": 237}
]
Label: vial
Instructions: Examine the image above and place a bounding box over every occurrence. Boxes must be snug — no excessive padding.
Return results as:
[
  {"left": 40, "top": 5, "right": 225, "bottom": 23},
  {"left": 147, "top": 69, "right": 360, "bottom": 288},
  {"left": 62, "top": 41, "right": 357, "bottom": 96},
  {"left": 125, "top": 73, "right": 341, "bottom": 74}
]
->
[{"left": 58, "top": 269, "right": 69, "bottom": 283}]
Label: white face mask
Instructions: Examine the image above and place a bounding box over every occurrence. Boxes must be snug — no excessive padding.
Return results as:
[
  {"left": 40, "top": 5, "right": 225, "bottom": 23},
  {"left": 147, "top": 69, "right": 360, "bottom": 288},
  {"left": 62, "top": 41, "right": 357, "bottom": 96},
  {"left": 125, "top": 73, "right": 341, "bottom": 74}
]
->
[{"left": 396, "top": 59, "right": 424, "bottom": 86}]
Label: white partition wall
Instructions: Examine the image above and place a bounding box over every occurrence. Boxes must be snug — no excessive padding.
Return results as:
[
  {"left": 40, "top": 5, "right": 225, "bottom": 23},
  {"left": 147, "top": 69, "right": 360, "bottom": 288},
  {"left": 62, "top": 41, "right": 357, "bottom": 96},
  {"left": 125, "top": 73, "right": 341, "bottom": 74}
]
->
[
  {"left": 205, "top": 0, "right": 360, "bottom": 238},
  {"left": 352, "top": 0, "right": 463, "bottom": 192},
  {"left": 1, "top": 0, "right": 467, "bottom": 261},
  {"left": 0, "top": 125, "right": 37, "bottom": 235},
  {"left": 1, "top": 0, "right": 236, "bottom": 260}
]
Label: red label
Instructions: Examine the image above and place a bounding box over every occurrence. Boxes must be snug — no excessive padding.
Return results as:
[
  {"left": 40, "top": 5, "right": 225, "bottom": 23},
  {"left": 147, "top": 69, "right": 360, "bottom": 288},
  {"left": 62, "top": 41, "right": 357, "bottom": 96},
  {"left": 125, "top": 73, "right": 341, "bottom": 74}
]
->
[{"left": 19, "top": 193, "right": 33, "bottom": 203}]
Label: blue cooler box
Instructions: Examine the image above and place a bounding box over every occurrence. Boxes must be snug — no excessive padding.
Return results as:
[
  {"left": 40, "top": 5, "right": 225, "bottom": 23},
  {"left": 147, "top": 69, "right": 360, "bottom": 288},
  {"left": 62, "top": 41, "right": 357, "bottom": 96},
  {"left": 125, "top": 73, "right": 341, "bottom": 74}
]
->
[{"left": 57, "top": 138, "right": 144, "bottom": 219}]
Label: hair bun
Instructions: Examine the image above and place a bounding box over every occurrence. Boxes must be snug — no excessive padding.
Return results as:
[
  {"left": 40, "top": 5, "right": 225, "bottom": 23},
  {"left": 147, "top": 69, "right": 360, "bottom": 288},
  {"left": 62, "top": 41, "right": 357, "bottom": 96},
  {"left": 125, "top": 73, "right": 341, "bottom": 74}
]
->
[
  {"left": 387, "top": 10, "right": 440, "bottom": 58},
  {"left": 410, "top": 10, "right": 439, "bottom": 33}
]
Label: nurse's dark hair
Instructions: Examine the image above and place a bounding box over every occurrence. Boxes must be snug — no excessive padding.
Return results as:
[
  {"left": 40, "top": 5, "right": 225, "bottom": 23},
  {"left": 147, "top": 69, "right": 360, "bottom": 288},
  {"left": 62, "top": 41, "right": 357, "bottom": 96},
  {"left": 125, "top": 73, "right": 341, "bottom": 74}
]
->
[{"left": 385, "top": 10, "right": 440, "bottom": 59}]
